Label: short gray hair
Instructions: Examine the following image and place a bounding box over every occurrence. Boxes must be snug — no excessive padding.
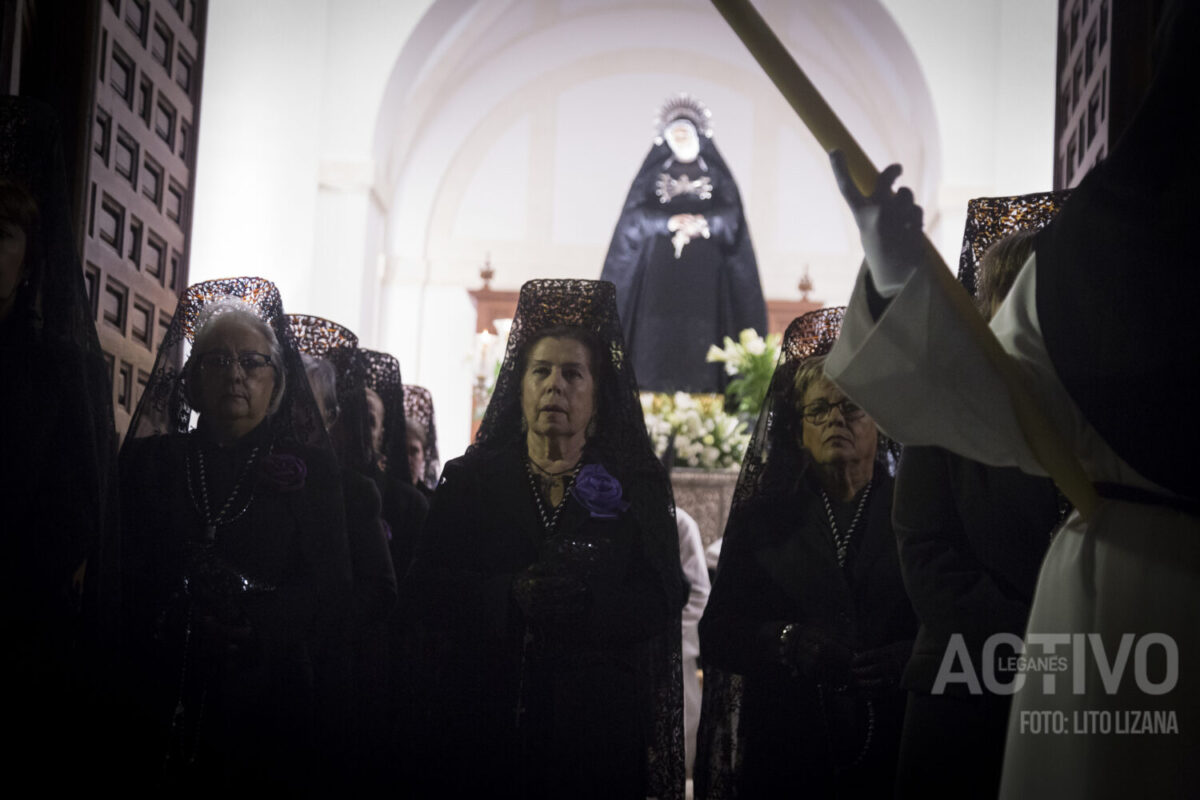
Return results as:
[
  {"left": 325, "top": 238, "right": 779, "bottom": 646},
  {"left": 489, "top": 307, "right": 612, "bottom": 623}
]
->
[{"left": 189, "top": 298, "right": 286, "bottom": 414}]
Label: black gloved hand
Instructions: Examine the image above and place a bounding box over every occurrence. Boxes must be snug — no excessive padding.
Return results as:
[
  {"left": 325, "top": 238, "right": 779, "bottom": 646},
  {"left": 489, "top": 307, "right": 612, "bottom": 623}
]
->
[
  {"left": 850, "top": 639, "right": 913, "bottom": 697},
  {"left": 780, "top": 624, "right": 853, "bottom": 688},
  {"left": 512, "top": 563, "right": 591, "bottom": 624}
]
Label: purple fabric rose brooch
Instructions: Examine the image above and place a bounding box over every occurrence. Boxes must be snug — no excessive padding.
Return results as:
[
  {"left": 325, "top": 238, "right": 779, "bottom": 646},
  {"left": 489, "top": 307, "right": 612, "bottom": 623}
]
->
[
  {"left": 257, "top": 452, "right": 307, "bottom": 493},
  {"left": 570, "top": 464, "right": 630, "bottom": 519}
]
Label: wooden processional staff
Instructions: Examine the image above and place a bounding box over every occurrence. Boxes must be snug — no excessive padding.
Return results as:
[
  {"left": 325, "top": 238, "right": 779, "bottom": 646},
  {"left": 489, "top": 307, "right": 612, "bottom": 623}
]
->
[{"left": 711, "top": 0, "right": 1098, "bottom": 519}]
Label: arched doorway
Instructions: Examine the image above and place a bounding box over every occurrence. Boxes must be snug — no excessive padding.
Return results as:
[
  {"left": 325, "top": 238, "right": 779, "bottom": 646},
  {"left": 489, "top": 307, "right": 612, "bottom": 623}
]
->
[{"left": 370, "top": 0, "right": 940, "bottom": 460}]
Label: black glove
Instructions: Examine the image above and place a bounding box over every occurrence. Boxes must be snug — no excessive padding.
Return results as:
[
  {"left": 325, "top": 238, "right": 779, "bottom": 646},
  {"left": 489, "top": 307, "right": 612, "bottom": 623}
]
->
[
  {"left": 512, "top": 563, "right": 591, "bottom": 625},
  {"left": 780, "top": 624, "right": 853, "bottom": 687},
  {"left": 850, "top": 640, "right": 913, "bottom": 697}
]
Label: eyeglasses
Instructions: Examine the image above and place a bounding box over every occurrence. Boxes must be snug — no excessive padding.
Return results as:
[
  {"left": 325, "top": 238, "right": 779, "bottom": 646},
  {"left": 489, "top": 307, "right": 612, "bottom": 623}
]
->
[
  {"left": 800, "top": 398, "right": 865, "bottom": 424},
  {"left": 197, "top": 352, "right": 274, "bottom": 374}
]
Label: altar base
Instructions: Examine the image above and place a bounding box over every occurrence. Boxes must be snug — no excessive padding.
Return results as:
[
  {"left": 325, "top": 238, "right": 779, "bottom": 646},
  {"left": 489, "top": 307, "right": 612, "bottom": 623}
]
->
[{"left": 670, "top": 467, "right": 739, "bottom": 550}]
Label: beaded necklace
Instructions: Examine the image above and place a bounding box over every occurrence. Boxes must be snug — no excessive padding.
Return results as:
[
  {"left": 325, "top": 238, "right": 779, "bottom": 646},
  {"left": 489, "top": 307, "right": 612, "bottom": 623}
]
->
[
  {"left": 516, "top": 455, "right": 582, "bottom": 740},
  {"left": 524, "top": 455, "right": 582, "bottom": 534},
  {"left": 818, "top": 687, "right": 877, "bottom": 772},
  {"left": 170, "top": 437, "right": 262, "bottom": 769},
  {"left": 816, "top": 478, "right": 876, "bottom": 767},
  {"left": 185, "top": 439, "right": 262, "bottom": 541},
  {"left": 819, "top": 479, "right": 872, "bottom": 568}
]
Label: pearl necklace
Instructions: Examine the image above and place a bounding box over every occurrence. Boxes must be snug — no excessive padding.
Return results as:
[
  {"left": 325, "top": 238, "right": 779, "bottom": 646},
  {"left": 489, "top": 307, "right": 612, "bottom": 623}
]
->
[
  {"left": 524, "top": 456, "right": 581, "bottom": 534},
  {"left": 186, "top": 439, "right": 262, "bottom": 541},
  {"left": 819, "top": 479, "right": 872, "bottom": 568}
]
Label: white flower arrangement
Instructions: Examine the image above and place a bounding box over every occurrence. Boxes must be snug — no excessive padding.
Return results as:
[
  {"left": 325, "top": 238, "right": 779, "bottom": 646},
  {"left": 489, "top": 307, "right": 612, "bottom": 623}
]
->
[
  {"left": 640, "top": 391, "right": 749, "bottom": 471},
  {"left": 705, "top": 328, "right": 781, "bottom": 417}
]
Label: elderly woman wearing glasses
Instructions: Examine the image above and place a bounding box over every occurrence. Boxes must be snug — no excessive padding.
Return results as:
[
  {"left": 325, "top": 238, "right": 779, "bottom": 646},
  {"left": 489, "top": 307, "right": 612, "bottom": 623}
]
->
[
  {"left": 120, "top": 280, "right": 352, "bottom": 791},
  {"left": 698, "top": 309, "right": 915, "bottom": 798}
]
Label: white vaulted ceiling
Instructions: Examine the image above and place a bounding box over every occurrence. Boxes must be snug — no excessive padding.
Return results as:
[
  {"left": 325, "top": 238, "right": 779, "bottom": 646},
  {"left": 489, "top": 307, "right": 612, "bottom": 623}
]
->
[{"left": 372, "top": 0, "right": 942, "bottom": 304}]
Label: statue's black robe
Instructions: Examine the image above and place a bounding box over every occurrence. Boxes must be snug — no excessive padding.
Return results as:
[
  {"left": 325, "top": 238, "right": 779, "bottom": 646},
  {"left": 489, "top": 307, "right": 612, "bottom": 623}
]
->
[{"left": 600, "top": 140, "right": 766, "bottom": 393}]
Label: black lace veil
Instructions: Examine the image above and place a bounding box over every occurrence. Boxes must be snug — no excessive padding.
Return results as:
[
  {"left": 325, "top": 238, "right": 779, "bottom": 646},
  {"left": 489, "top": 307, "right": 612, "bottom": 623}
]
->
[
  {"left": 285, "top": 314, "right": 373, "bottom": 472},
  {"left": 956, "top": 191, "right": 1070, "bottom": 297},
  {"left": 400, "top": 383, "right": 437, "bottom": 489},
  {"left": 473, "top": 278, "right": 686, "bottom": 800},
  {"left": 695, "top": 307, "right": 897, "bottom": 799},
  {"left": 126, "top": 277, "right": 328, "bottom": 452},
  {"left": 1, "top": 96, "right": 121, "bottom": 649},
  {"left": 1, "top": 97, "right": 105, "bottom": 354},
  {"left": 360, "top": 349, "right": 412, "bottom": 485}
]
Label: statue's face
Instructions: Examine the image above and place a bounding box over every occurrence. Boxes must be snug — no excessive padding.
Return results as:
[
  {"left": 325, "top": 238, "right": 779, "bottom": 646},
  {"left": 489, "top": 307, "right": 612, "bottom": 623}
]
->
[{"left": 665, "top": 120, "right": 700, "bottom": 163}]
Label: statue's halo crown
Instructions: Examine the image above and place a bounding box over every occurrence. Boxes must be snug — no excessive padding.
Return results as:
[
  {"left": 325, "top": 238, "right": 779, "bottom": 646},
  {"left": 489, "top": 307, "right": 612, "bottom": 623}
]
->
[{"left": 653, "top": 92, "right": 713, "bottom": 144}]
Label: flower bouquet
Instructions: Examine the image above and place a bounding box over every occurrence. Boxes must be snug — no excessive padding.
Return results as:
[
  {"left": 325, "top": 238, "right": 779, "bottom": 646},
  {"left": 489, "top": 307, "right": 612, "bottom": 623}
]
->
[
  {"left": 640, "top": 391, "right": 749, "bottom": 471},
  {"left": 705, "top": 328, "right": 781, "bottom": 418}
]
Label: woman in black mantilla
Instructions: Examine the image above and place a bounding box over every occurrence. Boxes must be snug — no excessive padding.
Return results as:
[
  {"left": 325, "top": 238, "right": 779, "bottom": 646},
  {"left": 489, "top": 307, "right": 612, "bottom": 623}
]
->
[
  {"left": 1, "top": 96, "right": 119, "bottom": 786},
  {"left": 361, "top": 353, "right": 430, "bottom": 603},
  {"left": 401, "top": 382, "right": 440, "bottom": 499},
  {"left": 356, "top": 349, "right": 430, "bottom": 787},
  {"left": 288, "top": 315, "right": 399, "bottom": 786},
  {"left": 409, "top": 279, "right": 685, "bottom": 799},
  {"left": 893, "top": 196, "right": 1071, "bottom": 799},
  {"left": 600, "top": 93, "right": 766, "bottom": 393},
  {"left": 696, "top": 308, "right": 916, "bottom": 798},
  {"left": 119, "top": 278, "right": 352, "bottom": 789}
]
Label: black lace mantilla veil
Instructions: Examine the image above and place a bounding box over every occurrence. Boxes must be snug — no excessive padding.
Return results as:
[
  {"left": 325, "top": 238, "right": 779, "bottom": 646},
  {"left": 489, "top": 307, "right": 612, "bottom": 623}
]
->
[
  {"left": 694, "top": 307, "right": 899, "bottom": 799},
  {"left": 473, "top": 278, "right": 686, "bottom": 800},
  {"left": 1, "top": 97, "right": 120, "bottom": 664},
  {"left": 401, "top": 383, "right": 437, "bottom": 489},
  {"left": 0, "top": 98, "right": 110, "bottom": 352},
  {"left": 127, "top": 277, "right": 330, "bottom": 454},
  {"left": 285, "top": 314, "right": 375, "bottom": 472},
  {"left": 956, "top": 191, "right": 1070, "bottom": 296},
  {"left": 360, "top": 349, "right": 412, "bottom": 485}
]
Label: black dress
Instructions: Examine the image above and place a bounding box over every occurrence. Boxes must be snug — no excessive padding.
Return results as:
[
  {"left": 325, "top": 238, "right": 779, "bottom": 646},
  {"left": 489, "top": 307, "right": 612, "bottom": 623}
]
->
[
  {"left": 600, "top": 142, "right": 765, "bottom": 393},
  {"left": 892, "top": 445, "right": 1062, "bottom": 798},
  {"left": 409, "top": 447, "right": 674, "bottom": 798},
  {"left": 371, "top": 469, "right": 428, "bottom": 786},
  {"left": 700, "top": 471, "right": 916, "bottom": 796},
  {"left": 377, "top": 474, "right": 430, "bottom": 578},
  {"left": 120, "top": 420, "right": 353, "bottom": 789},
  {"left": 2, "top": 97, "right": 121, "bottom": 787},
  {"left": 324, "top": 467, "right": 396, "bottom": 785},
  {"left": 1, "top": 314, "right": 107, "bottom": 771}
]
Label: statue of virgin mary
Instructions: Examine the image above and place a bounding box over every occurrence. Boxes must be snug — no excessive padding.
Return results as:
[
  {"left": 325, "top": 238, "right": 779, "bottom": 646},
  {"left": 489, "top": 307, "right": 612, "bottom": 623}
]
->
[{"left": 600, "top": 93, "right": 766, "bottom": 393}]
